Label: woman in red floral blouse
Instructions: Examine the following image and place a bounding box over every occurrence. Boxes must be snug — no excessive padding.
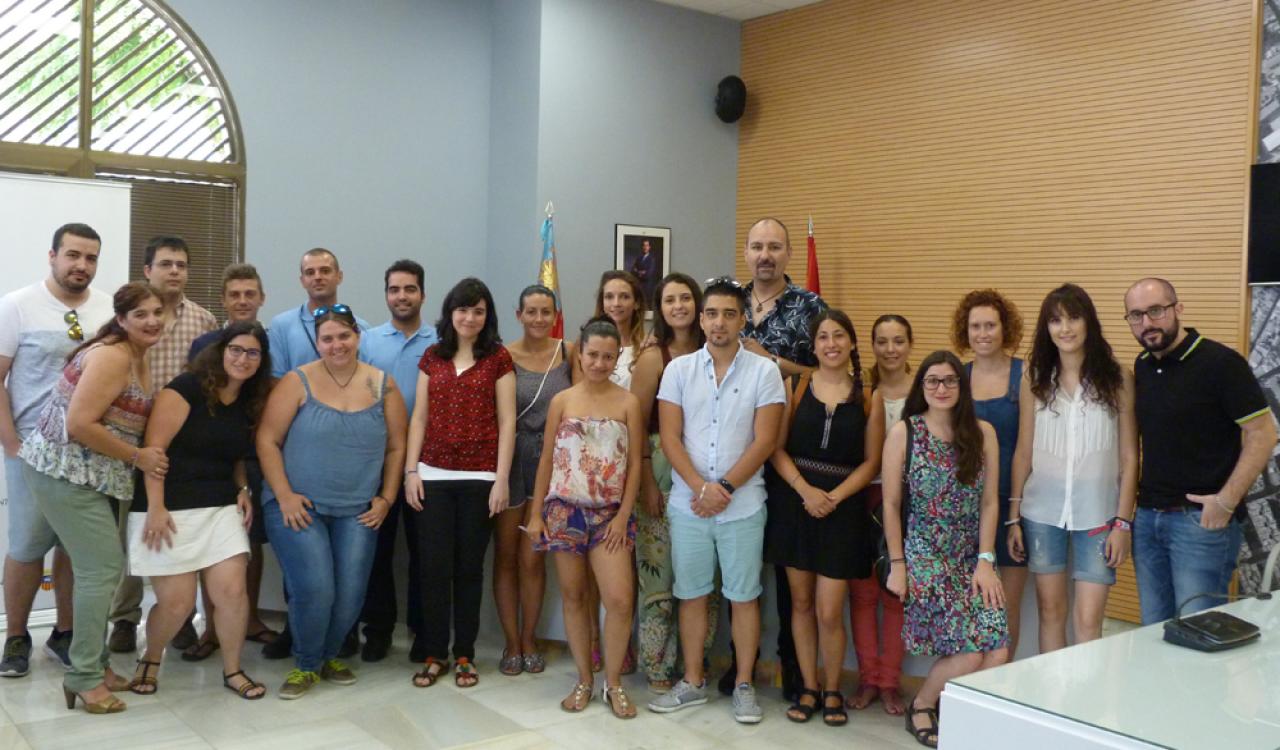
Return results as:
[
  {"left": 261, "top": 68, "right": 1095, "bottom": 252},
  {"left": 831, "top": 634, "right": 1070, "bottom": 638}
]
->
[{"left": 404, "top": 277, "right": 516, "bottom": 689}]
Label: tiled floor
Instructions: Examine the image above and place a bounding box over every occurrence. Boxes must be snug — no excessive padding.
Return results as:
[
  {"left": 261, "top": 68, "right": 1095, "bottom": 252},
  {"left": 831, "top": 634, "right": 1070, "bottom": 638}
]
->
[{"left": 0, "top": 620, "right": 925, "bottom": 750}]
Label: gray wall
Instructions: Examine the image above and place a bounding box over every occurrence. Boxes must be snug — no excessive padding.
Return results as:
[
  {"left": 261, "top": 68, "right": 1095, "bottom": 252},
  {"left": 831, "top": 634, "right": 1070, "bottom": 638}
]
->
[
  {"left": 167, "top": 0, "right": 494, "bottom": 323},
  {"left": 534, "top": 0, "right": 741, "bottom": 334}
]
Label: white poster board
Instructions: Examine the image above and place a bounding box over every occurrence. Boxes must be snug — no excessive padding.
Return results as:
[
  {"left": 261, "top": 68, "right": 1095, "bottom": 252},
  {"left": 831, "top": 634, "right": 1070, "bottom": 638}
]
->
[{"left": 0, "top": 173, "right": 131, "bottom": 622}]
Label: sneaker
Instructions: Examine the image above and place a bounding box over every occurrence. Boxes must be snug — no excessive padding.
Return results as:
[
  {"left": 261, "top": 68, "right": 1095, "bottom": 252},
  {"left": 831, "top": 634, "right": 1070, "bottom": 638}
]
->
[
  {"left": 732, "top": 682, "right": 763, "bottom": 724},
  {"left": 320, "top": 659, "right": 357, "bottom": 686},
  {"left": 170, "top": 616, "right": 198, "bottom": 651},
  {"left": 108, "top": 620, "right": 136, "bottom": 653},
  {"left": 262, "top": 627, "right": 292, "bottom": 659},
  {"left": 337, "top": 627, "right": 359, "bottom": 658},
  {"left": 646, "top": 678, "right": 708, "bottom": 713},
  {"left": 278, "top": 668, "right": 320, "bottom": 700},
  {"left": 43, "top": 629, "right": 72, "bottom": 670},
  {"left": 361, "top": 632, "right": 390, "bottom": 663},
  {"left": 0, "top": 635, "right": 32, "bottom": 678}
]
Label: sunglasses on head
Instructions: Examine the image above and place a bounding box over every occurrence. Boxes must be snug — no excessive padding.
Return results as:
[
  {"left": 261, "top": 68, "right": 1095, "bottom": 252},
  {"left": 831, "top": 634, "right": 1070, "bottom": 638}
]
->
[
  {"left": 64, "top": 310, "right": 83, "bottom": 341},
  {"left": 703, "top": 276, "right": 742, "bottom": 288},
  {"left": 314, "top": 303, "right": 353, "bottom": 318}
]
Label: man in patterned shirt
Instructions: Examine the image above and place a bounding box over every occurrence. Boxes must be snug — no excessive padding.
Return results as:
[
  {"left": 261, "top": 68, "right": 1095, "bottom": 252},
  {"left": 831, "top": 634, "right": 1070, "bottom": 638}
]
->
[
  {"left": 724, "top": 217, "right": 827, "bottom": 701},
  {"left": 108, "top": 235, "right": 216, "bottom": 653}
]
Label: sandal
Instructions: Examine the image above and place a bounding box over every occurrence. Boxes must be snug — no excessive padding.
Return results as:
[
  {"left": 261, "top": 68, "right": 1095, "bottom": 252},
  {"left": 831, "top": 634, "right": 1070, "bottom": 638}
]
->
[
  {"left": 822, "top": 690, "right": 848, "bottom": 726},
  {"left": 454, "top": 657, "right": 479, "bottom": 688},
  {"left": 499, "top": 649, "right": 524, "bottom": 676},
  {"left": 128, "top": 659, "right": 160, "bottom": 695},
  {"left": 222, "top": 670, "right": 266, "bottom": 700},
  {"left": 412, "top": 657, "right": 449, "bottom": 688},
  {"left": 245, "top": 627, "right": 279, "bottom": 645},
  {"left": 180, "top": 639, "right": 219, "bottom": 662},
  {"left": 603, "top": 684, "right": 636, "bottom": 719},
  {"left": 905, "top": 700, "right": 940, "bottom": 748},
  {"left": 846, "top": 682, "right": 880, "bottom": 710},
  {"left": 522, "top": 652, "right": 546, "bottom": 674},
  {"left": 786, "top": 687, "right": 820, "bottom": 723},
  {"left": 560, "top": 681, "right": 593, "bottom": 712},
  {"left": 882, "top": 687, "right": 906, "bottom": 716}
]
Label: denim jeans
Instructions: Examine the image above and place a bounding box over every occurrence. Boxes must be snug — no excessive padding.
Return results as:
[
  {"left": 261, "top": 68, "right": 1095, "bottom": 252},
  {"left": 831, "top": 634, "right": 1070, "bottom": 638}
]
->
[
  {"left": 1132, "top": 507, "right": 1243, "bottom": 624},
  {"left": 264, "top": 500, "right": 378, "bottom": 672}
]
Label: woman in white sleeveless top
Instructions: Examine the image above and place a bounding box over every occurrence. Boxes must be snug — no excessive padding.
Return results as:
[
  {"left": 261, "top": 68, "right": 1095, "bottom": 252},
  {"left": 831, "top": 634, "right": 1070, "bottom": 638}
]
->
[{"left": 1008, "top": 284, "right": 1137, "bottom": 651}]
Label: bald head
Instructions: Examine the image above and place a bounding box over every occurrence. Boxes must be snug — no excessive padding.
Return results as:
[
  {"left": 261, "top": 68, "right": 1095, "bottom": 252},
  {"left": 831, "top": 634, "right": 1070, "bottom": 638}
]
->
[
  {"left": 1125, "top": 277, "right": 1184, "bottom": 354},
  {"left": 1124, "top": 277, "right": 1177, "bottom": 307},
  {"left": 746, "top": 217, "right": 790, "bottom": 250}
]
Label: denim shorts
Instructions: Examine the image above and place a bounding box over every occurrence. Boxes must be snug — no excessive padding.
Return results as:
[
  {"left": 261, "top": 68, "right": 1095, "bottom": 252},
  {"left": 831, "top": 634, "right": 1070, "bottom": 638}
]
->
[
  {"left": 669, "top": 505, "right": 766, "bottom": 602},
  {"left": 1023, "top": 518, "right": 1116, "bottom": 585},
  {"left": 5, "top": 455, "right": 61, "bottom": 562}
]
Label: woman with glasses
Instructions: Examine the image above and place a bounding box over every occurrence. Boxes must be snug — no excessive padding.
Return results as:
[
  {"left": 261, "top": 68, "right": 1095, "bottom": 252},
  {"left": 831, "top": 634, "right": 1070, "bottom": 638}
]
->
[
  {"left": 630, "top": 272, "right": 718, "bottom": 693},
  {"left": 524, "top": 317, "right": 643, "bottom": 718},
  {"left": 1008, "top": 284, "right": 1136, "bottom": 651},
  {"left": 405, "top": 278, "right": 516, "bottom": 689},
  {"left": 883, "top": 350, "right": 1007, "bottom": 748},
  {"left": 125, "top": 321, "right": 273, "bottom": 700},
  {"left": 766, "top": 309, "right": 883, "bottom": 726},
  {"left": 951, "top": 289, "right": 1028, "bottom": 656},
  {"left": 494, "top": 285, "right": 573, "bottom": 676},
  {"left": 19, "top": 282, "right": 166, "bottom": 714},
  {"left": 257, "top": 304, "right": 408, "bottom": 700}
]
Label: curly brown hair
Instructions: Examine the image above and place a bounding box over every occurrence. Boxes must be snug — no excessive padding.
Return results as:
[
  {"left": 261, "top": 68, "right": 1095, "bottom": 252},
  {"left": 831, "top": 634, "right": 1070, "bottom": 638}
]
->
[
  {"left": 951, "top": 289, "right": 1023, "bottom": 354},
  {"left": 189, "top": 321, "right": 273, "bottom": 426}
]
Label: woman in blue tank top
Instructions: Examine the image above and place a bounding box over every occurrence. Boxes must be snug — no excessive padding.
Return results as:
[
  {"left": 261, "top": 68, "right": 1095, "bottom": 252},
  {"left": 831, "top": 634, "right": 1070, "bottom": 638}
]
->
[
  {"left": 953, "top": 289, "right": 1028, "bottom": 660},
  {"left": 257, "top": 305, "right": 408, "bottom": 700}
]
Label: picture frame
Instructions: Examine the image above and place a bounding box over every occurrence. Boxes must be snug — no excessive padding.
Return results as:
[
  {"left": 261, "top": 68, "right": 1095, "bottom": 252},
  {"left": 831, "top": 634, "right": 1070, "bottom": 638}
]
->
[{"left": 615, "top": 223, "right": 671, "bottom": 318}]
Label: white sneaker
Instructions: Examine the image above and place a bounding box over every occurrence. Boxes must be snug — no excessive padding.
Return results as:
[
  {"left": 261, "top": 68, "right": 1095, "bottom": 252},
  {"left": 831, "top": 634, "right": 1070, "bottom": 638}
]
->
[{"left": 732, "top": 682, "right": 763, "bottom": 724}]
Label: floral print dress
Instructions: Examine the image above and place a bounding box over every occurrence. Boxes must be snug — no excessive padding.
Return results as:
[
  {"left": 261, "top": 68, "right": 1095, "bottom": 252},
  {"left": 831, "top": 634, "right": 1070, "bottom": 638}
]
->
[{"left": 902, "top": 415, "right": 1008, "bottom": 656}]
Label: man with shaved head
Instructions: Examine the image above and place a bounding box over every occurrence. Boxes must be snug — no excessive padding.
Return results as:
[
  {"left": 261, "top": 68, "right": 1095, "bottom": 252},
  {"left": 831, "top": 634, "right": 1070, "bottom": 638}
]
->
[
  {"left": 267, "top": 248, "right": 370, "bottom": 378},
  {"left": 1124, "top": 277, "right": 1276, "bottom": 624}
]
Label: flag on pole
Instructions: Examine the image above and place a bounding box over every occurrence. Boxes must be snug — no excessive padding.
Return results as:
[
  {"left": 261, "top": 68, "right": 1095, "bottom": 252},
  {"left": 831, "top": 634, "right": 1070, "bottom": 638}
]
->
[
  {"left": 539, "top": 209, "right": 565, "bottom": 338},
  {"left": 805, "top": 215, "right": 822, "bottom": 295}
]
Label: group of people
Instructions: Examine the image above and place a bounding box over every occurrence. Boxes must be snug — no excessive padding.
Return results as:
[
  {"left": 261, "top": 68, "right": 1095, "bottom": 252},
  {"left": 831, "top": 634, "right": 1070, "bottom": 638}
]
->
[{"left": 0, "top": 219, "right": 1272, "bottom": 749}]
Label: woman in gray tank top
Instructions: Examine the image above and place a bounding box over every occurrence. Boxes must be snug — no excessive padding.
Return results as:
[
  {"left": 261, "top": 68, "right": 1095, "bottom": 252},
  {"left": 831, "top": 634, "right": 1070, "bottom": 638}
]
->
[{"left": 493, "top": 285, "right": 574, "bottom": 676}]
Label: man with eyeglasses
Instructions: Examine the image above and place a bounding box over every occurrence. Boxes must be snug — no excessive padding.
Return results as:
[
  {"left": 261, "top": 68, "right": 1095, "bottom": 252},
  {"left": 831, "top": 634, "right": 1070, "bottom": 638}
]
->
[
  {"left": 0, "top": 223, "right": 113, "bottom": 677},
  {"left": 107, "top": 235, "right": 218, "bottom": 654},
  {"left": 1124, "top": 277, "right": 1277, "bottom": 624},
  {"left": 735, "top": 217, "right": 828, "bottom": 701},
  {"left": 648, "top": 277, "right": 785, "bottom": 723},
  {"left": 267, "top": 248, "right": 370, "bottom": 379}
]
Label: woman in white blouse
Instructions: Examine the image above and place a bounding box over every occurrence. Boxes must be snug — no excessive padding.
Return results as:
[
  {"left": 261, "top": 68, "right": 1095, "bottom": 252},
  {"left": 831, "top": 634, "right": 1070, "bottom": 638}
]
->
[{"left": 1008, "top": 284, "right": 1137, "bottom": 652}]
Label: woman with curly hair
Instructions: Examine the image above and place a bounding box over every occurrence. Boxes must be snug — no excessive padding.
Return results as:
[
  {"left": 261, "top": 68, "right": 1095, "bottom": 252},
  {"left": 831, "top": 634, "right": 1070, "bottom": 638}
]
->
[
  {"left": 951, "top": 289, "right": 1028, "bottom": 656},
  {"left": 1008, "top": 284, "right": 1137, "bottom": 651},
  {"left": 126, "top": 321, "right": 274, "bottom": 700}
]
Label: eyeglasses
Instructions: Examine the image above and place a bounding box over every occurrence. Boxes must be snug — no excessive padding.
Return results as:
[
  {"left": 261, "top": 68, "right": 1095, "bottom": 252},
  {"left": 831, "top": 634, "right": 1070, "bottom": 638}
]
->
[
  {"left": 1123, "top": 303, "right": 1176, "bottom": 326},
  {"left": 314, "top": 303, "right": 353, "bottom": 318},
  {"left": 226, "top": 344, "right": 262, "bottom": 361},
  {"left": 64, "top": 310, "right": 83, "bottom": 341},
  {"left": 923, "top": 376, "right": 961, "bottom": 390}
]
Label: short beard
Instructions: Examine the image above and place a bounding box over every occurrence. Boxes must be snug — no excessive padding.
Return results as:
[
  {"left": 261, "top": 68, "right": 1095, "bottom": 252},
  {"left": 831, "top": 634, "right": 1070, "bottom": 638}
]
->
[
  {"left": 392, "top": 307, "right": 421, "bottom": 323},
  {"left": 55, "top": 274, "right": 88, "bottom": 293}
]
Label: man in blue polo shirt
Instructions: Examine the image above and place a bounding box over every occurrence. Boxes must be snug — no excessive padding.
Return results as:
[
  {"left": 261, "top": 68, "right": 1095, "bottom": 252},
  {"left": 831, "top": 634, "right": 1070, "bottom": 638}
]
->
[
  {"left": 1125, "top": 277, "right": 1277, "bottom": 624},
  {"left": 355, "top": 259, "right": 436, "bottom": 662},
  {"left": 267, "top": 248, "right": 370, "bottom": 378}
]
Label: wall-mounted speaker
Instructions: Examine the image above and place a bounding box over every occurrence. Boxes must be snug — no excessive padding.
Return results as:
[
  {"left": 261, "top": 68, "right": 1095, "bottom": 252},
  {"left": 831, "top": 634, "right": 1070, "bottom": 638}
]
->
[{"left": 715, "top": 75, "right": 746, "bottom": 123}]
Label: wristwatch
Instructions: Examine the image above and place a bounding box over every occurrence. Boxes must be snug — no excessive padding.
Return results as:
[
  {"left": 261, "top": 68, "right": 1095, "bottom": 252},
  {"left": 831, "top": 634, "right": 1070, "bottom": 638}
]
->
[
  {"left": 237, "top": 485, "right": 252, "bottom": 498},
  {"left": 718, "top": 478, "right": 736, "bottom": 495},
  {"left": 977, "top": 551, "right": 996, "bottom": 565}
]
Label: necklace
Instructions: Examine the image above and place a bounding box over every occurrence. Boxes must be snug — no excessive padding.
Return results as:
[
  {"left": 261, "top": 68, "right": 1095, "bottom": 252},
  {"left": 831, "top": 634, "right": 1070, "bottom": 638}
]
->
[
  {"left": 322, "top": 361, "right": 357, "bottom": 389},
  {"left": 752, "top": 286, "right": 784, "bottom": 313}
]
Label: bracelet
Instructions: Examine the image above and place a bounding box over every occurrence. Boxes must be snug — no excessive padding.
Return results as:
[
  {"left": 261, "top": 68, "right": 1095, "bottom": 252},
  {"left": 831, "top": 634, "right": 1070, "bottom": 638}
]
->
[
  {"left": 1111, "top": 516, "right": 1132, "bottom": 532},
  {"left": 890, "top": 557, "right": 906, "bottom": 563},
  {"left": 1003, "top": 517, "right": 1021, "bottom": 526},
  {"left": 1214, "top": 496, "right": 1236, "bottom": 514},
  {"left": 373, "top": 495, "right": 389, "bottom": 505},
  {"left": 788, "top": 474, "right": 802, "bottom": 487},
  {"left": 1008, "top": 497, "right": 1023, "bottom": 504},
  {"left": 404, "top": 469, "right": 417, "bottom": 477},
  {"left": 237, "top": 485, "right": 251, "bottom": 496},
  {"left": 130, "top": 449, "right": 140, "bottom": 468}
]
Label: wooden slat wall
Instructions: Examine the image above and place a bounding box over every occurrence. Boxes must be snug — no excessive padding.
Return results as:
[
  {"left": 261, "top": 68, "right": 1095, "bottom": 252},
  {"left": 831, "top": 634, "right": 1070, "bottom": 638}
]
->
[{"left": 737, "top": 0, "right": 1260, "bottom": 623}]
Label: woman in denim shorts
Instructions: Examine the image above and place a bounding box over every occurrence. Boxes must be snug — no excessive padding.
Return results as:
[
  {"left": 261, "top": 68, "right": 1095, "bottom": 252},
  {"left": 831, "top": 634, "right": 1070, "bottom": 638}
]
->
[{"left": 1008, "top": 284, "right": 1138, "bottom": 652}]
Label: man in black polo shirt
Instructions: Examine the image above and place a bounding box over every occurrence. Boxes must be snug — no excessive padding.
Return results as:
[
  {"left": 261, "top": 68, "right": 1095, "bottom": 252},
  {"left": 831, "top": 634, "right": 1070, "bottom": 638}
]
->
[{"left": 1125, "top": 278, "right": 1277, "bottom": 624}]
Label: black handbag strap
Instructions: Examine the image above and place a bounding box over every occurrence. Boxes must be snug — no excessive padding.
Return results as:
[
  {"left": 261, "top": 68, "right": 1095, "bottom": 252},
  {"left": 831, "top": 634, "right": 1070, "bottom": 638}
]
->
[{"left": 900, "top": 416, "right": 914, "bottom": 533}]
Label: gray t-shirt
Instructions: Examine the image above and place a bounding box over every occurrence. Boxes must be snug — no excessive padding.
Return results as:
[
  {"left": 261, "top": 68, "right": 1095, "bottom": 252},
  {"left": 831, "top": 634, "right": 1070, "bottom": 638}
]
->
[{"left": 0, "top": 282, "right": 113, "bottom": 439}]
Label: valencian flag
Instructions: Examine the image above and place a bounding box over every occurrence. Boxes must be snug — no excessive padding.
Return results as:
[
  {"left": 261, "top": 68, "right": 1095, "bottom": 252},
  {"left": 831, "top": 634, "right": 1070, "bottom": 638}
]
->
[
  {"left": 806, "top": 216, "right": 822, "bottom": 295},
  {"left": 539, "top": 212, "right": 565, "bottom": 338}
]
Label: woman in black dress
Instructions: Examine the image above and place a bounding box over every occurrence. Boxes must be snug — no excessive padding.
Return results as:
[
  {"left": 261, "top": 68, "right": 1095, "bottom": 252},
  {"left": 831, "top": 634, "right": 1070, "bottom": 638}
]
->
[{"left": 766, "top": 309, "right": 884, "bottom": 725}]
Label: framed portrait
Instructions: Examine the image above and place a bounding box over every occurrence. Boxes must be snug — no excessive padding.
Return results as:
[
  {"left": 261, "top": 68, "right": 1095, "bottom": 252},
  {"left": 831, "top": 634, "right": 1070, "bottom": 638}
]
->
[{"left": 615, "top": 224, "right": 671, "bottom": 318}]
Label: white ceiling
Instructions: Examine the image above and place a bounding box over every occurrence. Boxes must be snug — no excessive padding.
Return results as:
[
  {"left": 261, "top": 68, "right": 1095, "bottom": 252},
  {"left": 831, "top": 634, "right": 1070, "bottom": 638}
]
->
[{"left": 653, "top": 0, "right": 823, "bottom": 22}]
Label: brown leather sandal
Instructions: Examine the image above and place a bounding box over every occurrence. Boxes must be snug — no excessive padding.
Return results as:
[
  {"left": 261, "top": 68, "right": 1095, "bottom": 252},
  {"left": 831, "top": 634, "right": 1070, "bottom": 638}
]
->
[
  {"left": 222, "top": 670, "right": 266, "bottom": 700},
  {"left": 412, "top": 657, "right": 448, "bottom": 687},
  {"left": 604, "top": 684, "right": 636, "bottom": 719},
  {"left": 560, "top": 681, "right": 593, "bottom": 712},
  {"left": 128, "top": 659, "right": 160, "bottom": 695}
]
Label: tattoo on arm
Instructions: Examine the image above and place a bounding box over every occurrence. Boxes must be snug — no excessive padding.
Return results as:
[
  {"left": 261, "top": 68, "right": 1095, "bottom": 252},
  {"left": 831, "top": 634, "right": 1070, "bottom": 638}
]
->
[{"left": 366, "top": 375, "right": 378, "bottom": 400}]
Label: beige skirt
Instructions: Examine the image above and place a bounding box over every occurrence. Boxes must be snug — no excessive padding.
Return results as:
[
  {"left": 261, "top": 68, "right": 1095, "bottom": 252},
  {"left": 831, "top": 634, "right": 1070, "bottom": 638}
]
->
[{"left": 127, "top": 505, "right": 250, "bottom": 577}]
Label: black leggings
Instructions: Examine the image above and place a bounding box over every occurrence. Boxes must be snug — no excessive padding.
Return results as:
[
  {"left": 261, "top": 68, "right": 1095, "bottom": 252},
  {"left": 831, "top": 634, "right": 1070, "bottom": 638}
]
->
[{"left": 411, "top": 480, "right": 494, "bottom": 661}]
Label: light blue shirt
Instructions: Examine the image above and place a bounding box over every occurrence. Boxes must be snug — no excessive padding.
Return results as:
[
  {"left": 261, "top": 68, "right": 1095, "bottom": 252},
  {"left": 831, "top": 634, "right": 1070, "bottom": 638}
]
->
[
  {"left": 656, "top": 343, "right": 786, "bottom": 523},
  {"left": 267, "top": 303, "right": 371, "bottom": 378},
  {"left": 358, "top": 320, "right": 437, "bottom": 415}
]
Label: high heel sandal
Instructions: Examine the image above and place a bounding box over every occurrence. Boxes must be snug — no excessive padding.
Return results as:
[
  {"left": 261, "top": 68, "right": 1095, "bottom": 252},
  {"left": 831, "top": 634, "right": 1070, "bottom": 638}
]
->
[
  {"left": 63, "top": 686, "right": 126, "bottom": 714},
  {"left": 603, "top": 684, "right": 636, "bottom": 719},
  {"left": 128, "top": 659, "right": 160, "bottom": 695},
  {"left": 821, "top": 690, "right": 848, "bottom": 726},
  {"left": 560, "top": 681, "right": 594, "bottom": 712}
]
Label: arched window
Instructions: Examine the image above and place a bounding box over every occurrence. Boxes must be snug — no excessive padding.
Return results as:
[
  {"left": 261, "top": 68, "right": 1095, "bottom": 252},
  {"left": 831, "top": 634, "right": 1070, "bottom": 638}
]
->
[{"left": 0, "top": 0, "right": 244, "bottom": 316}]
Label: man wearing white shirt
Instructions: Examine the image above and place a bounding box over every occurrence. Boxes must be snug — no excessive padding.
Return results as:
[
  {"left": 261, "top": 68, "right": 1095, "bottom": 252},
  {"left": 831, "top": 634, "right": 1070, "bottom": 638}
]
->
[{"left": 648, "top": 277, "right": 785, "bottom": 724}]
